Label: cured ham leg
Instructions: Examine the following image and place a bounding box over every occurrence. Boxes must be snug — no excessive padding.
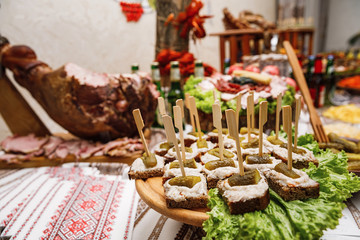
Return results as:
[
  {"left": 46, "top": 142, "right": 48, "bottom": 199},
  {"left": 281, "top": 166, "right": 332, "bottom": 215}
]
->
[{"left": 0, "top": 39, "right": 159, "bottom": 141}]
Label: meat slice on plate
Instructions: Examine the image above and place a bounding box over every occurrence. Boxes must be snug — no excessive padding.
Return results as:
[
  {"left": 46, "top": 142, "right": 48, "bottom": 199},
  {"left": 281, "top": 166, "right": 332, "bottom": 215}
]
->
[{"left": 0, "top": 134, "right": 49, "bottom": 154}]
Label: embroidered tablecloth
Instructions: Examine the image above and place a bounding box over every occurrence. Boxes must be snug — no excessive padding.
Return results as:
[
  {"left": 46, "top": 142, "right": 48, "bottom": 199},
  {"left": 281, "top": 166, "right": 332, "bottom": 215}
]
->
[{"left": 0, "top": 163, "right": 138, "bottom": 240}]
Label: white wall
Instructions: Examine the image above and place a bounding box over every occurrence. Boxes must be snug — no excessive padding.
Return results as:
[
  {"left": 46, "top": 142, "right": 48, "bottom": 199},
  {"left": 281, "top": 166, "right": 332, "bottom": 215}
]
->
[
  {"left": 0, "top": 0, "right": 275, "bottom": 138},
  {"left": 0, "top": 0, "right": 275, "bottom": 73},
  {"left": 325, "top": 0, "right": 360, "bottom": 51}
]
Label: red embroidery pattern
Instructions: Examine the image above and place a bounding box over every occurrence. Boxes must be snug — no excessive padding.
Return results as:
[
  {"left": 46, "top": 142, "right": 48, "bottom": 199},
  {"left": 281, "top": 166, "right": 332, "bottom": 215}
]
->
[
  {"left": 42, "top": 178, "right": 126, "bottom": 240},
  {"left": 2, "top": 176, "right": 50, "bottom": 235},
  {"left": 123, "top": 190, "right": 137, "bottom": 240}
]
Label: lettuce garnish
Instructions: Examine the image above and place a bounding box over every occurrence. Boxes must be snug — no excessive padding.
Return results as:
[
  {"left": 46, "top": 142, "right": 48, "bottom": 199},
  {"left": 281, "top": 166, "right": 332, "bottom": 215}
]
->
[{"left": 203, "top": 133, "right": 360, "bottom": 240}]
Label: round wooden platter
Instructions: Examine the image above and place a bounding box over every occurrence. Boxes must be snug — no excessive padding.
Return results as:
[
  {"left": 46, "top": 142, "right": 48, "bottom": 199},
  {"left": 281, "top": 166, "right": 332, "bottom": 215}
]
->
[{"left": 135, "top": 177, "right": 209, "bottom": 227}]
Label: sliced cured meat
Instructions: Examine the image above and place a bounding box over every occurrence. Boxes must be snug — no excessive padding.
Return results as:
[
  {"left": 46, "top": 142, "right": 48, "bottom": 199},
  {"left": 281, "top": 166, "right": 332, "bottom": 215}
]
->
[
  {"left": 0, "top": 134, "right": 49, "bottom": 154},
  {"left": 43, "top": 136, "right": 64, "bottom": 156}
]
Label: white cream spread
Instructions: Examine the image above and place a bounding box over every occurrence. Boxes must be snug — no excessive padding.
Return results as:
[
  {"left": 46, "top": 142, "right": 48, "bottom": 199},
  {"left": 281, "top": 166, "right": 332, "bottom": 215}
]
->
[
  {"left": 182, "top": 133, "right": 198, "bottom": 142},
  {"left": 272, "top": 145, "right": 315, "bottom": 164},
  {"left": 264, "top": 168, "right": 319, "bottom": 188},
  {"left": 217, "top": 174, "right": 269, "bottom": 202},
  {"left": 200, "top": 151, "right": 238, "bottom": 164},
  {"left": 163, "top": 174, "right": 208, "bottom": 201},
  {"left": 163, "top": 161, "right": 203, "bottom": 178},
  {"left": 164, "top": 145, "right": 199, "bottom": 160},
  {"left": 202, "top": 160, "right": 240, "bottom": 179},
  {"left": 242, "top": 147, "right": 271, "bottom": 157},
  {"left": 189, "top": 140, "right": 216, "bottom": 154},
  {"left": 130, "top": 155, "right": 164, "bottom": 172},
  {"left": 243, "top": 156, "right": 282, "bottom": 172}
]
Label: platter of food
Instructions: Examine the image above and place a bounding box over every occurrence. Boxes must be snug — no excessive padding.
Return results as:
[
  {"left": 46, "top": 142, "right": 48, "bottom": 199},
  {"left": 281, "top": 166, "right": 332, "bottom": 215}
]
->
[
  {"left": 128, "top": 89, "right": 360, "bottom": 239},
  {"left": 336, "top": 75, "right": 360, "bottom": 94}
]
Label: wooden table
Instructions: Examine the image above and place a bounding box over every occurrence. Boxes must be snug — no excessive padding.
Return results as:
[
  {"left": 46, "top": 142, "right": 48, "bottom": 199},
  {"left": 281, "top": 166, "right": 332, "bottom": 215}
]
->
[{"left": 210, "top": 29, "right": 264, "bottom": 72}]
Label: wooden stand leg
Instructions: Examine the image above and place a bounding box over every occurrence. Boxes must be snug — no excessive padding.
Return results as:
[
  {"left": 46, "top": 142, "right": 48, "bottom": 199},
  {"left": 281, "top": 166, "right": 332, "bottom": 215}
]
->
[
  {"left": 230, "top": 36, "right": 238, "bottom": 65},
  {"left": 241, "top": 34, "right": 251, "bottom": 56},
  {"left": 220, "top": 37, "right": 225, "bottom": 73},
  {"left": 292, "top": 32, "right": 298, "bottom": 51},
  {"left": 0, "top": 68, "right": 50, "bottom": 136},
  {"left": 308, "top": 33, "right": 313, "bottom": 55}
]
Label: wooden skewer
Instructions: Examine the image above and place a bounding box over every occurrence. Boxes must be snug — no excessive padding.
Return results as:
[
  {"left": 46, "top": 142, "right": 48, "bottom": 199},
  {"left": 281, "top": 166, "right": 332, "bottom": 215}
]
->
[
  {"left": 185, "top": 93, "right": 196, "bottom": 132},
  {"left": 189, "top": 96, "right": 203, "bottom": 141},
  {"left": 249, "top": 91, "right": 255, "bottom": 130},
  {"left": 294, "top": 96, "right": 301, "bottom": 148},
  {"left": 213, "top": 103, "right": 224, "bottom": 161},
  {"left": 176, "top": 99, "right": 185, "bottom": 126},
  {"left": 259, "top": 101, "right": 268, "bottom": 157},
  {"left": 158, "top": 97, "right": 166, "bottom": 116},
  {"left": 163, "top": 114, "right": 185, "bottom": 177},
  {"left": 282, "top": 106, "right": 293, "bottom": 170},
  {"left": 235, "top": 93, "right": 242, "bottom": 132},
  {"left": 132, "top": 109, "right": 151, "bottom": 157},
  {"left": 173, "top": 106, "right": 186, "bottom": 177},
  {"left": 213, "top": 89, "right": 217, "bottom": 103},
  {"left": 275, "top": 93, "right": 282, "bottom": 139},
  {"left": 176, "top": 99, "right": 184, "bottom": 117},
  {"left": 226, "top": 109, "right": 244, "bottom": 176},
  {"left": 247, "top": 94, "right": 252, "bottom": 141}
]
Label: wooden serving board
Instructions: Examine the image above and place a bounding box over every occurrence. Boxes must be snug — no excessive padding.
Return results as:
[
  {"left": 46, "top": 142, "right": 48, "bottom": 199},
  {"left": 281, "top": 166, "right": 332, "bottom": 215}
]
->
[{"left": 135, "top": 177, "right": 209, "bottom": 227}]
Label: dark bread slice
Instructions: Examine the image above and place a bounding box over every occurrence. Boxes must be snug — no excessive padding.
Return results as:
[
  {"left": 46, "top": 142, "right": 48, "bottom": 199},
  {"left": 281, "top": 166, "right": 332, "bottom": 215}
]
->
[
  {"left": 166, "top": 195, "right": 208, "bottom": 209},
  {"left": 184, "top": 138, "right": 196, "bottom": 147},
  {"left": 206, "top": 172, "right": 237, "bottom": 189},
  {"left": 272, "top": 151, "right": 319, "bottom": 169},
  {"left": 154, "top": 149, "right": 168, "bottom": 156},
  {"left": 206, "top": 135, "right": 218, "bottom": 144},
  {"left": 128, "top": 168, "right": 164, "bottom": 180},
  {"left": 266, "top": 174, "right": 319, "bottom": 201},
  {"left": 218, "top": 187, "right": 270, "bottom": 215},
  {"left": 206, "top": 177, "right": 218, "bottom": 189}
]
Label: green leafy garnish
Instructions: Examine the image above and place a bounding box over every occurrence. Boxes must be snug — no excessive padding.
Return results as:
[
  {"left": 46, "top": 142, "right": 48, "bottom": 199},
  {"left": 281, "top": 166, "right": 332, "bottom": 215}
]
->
[{"left": 203, "top": 132, "right": 360, "bottom": 239}]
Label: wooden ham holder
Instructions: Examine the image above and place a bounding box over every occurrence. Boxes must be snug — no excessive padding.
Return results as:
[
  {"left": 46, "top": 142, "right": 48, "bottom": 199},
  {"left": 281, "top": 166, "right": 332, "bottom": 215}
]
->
[{"left": 0, "top": 41, "right": 145, "bottom": 168}]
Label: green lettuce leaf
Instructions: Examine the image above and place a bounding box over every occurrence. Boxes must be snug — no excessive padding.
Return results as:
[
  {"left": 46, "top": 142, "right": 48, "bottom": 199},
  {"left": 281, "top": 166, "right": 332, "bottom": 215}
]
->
[{"left": 203, "top": 132, "right": 360, "bottom": 239}]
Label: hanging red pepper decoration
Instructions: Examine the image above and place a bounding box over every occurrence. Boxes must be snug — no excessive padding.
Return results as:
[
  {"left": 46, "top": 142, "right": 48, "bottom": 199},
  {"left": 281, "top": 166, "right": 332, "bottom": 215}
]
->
[{"left": 120, "top": 2, "right": 144, "bottom": 22}]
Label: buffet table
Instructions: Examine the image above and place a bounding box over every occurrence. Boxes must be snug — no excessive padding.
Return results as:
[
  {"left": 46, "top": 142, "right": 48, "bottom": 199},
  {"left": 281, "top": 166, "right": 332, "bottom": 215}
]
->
[{"left": 0, "top": 125, "right": 360, "bottom": 240}]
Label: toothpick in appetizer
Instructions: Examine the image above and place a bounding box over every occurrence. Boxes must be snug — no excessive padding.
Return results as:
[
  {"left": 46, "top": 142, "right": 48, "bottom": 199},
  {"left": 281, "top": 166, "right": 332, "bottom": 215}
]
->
[
  {"left": 163, "top": 114, "right": 185, "bottom": 177},
  {"left": 226, "top": 109, "right": 244, "bottom": 176},
  {"left": 189, "top": 96, "right": 208, "bottom": 149},
  {"left": 282, "top": 105, "right": 293, "bottom": 170},
  {"left": 258, "top": 101, "right": 268, "bottom": 157},
  {"left": 235, "top": 93, "right": 242, "bottom": 132},
  {"left": 263, "top": 105, "right": 319, "bottom": 202},
  {"left": 246, "top": 94, "right": 253, "bottom": 141},
  {"left": 158, "top": 96, "right": 167, "bottom": 116},
  {"left": 185, "top": 93, "right": 196, "bottom": 132},
  {"left": 275, "top": 93, "right": 282, "bottom": 140},
  {"left": 249, "top": 91, "right": 255, "bottom": 130},
  {"left": 162, "top": 115, "right": 208, "bottom": 209},
  {"left": 128, "top": 109, "right": 164, "bottom": 179},
  {"left": 294, "top": 95, "right": 301, "bottom": 148},
  {"left": 213, "top": 102, "right": 224, "bottom": 161},
  {"left": 267, "top": 93, "right": 284, "bottom": 145}
]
